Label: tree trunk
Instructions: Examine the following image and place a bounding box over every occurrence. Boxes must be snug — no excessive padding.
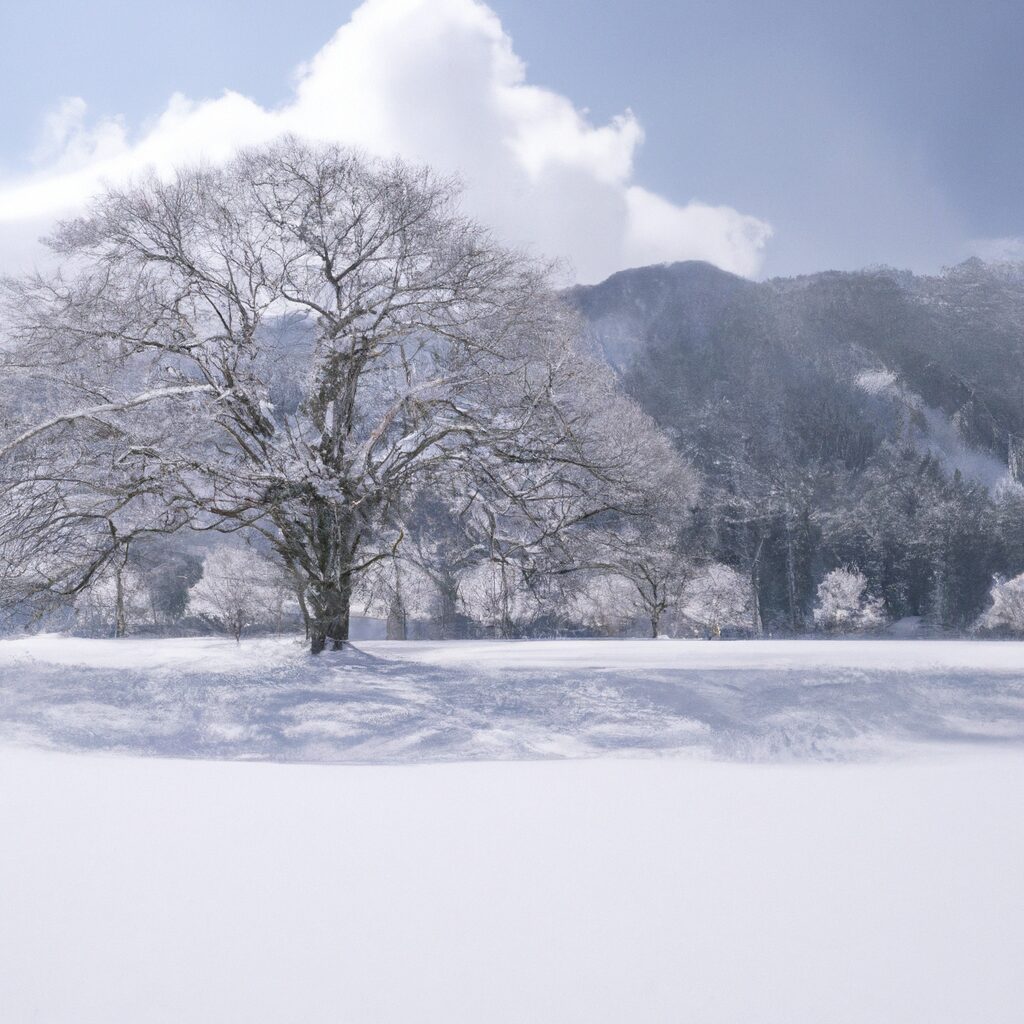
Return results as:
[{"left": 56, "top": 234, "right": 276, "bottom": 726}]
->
[
  {"left": 498, "top": 561, "right": 513, "bottom": 639},
  {"left": 750, "top": 536, "right": 765, "bottom": 636},
  {"left": 437, "top": 579, "right": 460, "bottom": 639},
  {"left": 309, "top": 575, "right": 353, "bottom": 654},
  {"left": 387, "top": 599, "right": 407, "bottom": 640},
  {"left": 650, "top": 612, "right": 660, "bottom": 639},
  {"left": 111, "top": 534, "right": 130, "bottom": 638},
  {"left": 113, "top": 566, "right": 127, "bottom": 639},
  {"left": 785, "top": 526, "right": 799, "bottom": 632},
  {"left": 296, "top": 589, "right": 311, "bottom": 640},
  {"left": 387, "top": 561, "right": 407, "bottom": 639}
]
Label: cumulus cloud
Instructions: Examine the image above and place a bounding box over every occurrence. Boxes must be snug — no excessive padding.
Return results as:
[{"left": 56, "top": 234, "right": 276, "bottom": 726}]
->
[{"left": 0, "top": 0, "right": 771, "bottom": 281}]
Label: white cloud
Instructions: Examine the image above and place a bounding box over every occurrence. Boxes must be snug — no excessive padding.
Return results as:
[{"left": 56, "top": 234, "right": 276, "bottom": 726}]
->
[
  {"left": 967, "top": 237, "right": 1024, "bottom": 264},
  {"left": 625, "top": 187, "right": 771, "bottom": 279},
  {"left": 0, "top": 0, "right": 771, "bottom": 282},
  {"left": 30, "top": 97, "right": 127, "bottom": 170}
]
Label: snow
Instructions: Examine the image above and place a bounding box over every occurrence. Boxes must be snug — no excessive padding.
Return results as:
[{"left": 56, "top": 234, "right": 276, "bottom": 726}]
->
[
  {"left": 3, "top": 635, "right": 1024, "bottom": 762},
  {"left": 3, "top": 635, "right": 1024, "bottom": 1021},
  {"left": 0, "top": 384, "right": 219, "bottom": 460},
  {"left": 854, "top": 368, "right": 1011, "bottom": 487},
  {"left": 2, "top": 745, "right": 1024, "bottom": 1023},
  {"left": 854, "top": 368, "right": 899, "bottom": 395}
]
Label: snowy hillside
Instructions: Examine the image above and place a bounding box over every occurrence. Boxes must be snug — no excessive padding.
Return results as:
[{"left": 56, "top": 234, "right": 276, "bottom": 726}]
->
[
  {"left": 566, "top": 258, "right": 1024, "bottom": 634},
  {"left": 3, "top": 635, "right": 1024, "bottom": 762}
]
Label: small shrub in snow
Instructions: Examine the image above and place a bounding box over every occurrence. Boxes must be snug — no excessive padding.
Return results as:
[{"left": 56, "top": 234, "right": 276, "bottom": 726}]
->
[
  {"left": 978, "top": 573, "right": 1024, "bottom": 634},
  {"left": 813, "top": 568, "right": 885, "bottom": 633}
]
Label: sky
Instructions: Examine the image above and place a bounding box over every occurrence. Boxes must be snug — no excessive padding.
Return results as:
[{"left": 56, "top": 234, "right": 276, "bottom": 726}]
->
[{"left": 0, "top": 0, "right": 1021, "bottom": 282}]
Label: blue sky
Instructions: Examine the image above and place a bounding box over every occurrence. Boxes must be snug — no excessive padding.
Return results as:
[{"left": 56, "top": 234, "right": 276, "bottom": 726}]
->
[{"left": 1, "top": 0, "right": 1021, "bottom": 279}]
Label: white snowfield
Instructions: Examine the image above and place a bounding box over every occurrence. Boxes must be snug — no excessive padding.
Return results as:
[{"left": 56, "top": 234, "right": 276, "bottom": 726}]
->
[
  {"left": 3, "top": 636, "right": 1024, "bottom": 1023},
  {"left": 2, "top": 746, "right": 1024, "bottom": 1024}
]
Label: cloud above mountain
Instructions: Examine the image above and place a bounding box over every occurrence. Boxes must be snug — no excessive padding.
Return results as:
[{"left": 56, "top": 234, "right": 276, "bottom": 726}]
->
[{"left": 0, "top": 0, "right": 771, "bottom": 282}]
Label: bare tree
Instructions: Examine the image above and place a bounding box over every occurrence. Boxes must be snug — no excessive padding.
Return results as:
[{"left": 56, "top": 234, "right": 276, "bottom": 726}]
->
[
  {"left": 0, "top": 139, "right": 659, "bottom": 652},
  {"left": 601, "top": 532, "right": 691, "bottom": 638},
  {"left": 568, "top": 572, "right": 637, "bottom": 637},
  {"left": 397, "top": 490, "right": 482, "bottom": 638},
  {"left": 680, "top": 563, "right": 751, "bottom": 638},
  {"left": 187, "top": 545, "right": 292, "bottom": 641},
  {"left": 73, "top": 554, "right": 149, "bottom": 637},
  {"left": 574, "top": 448, "right": 700, "bottom": 638}
]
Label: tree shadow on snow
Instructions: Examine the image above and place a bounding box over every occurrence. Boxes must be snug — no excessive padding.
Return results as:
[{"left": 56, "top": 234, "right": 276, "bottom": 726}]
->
[{"left": 2, "top": 646, "right": 1023, "bottom": 764}]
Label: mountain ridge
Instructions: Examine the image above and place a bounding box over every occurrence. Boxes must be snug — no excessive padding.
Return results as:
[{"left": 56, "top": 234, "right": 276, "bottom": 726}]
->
[{"left": 567, "top": 257, "right": 1024, "bottom": 630}]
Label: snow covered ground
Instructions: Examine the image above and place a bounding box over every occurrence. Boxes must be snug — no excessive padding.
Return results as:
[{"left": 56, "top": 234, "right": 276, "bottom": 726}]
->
[
  {"left": 3, "top": 636, "right": 1024, "bottom": 1022},
  {"left": 3, "top": 745, "right": 1024, "bottom": 1023},
  {"left": 2, "top": 635, "right": 1024, "bottom": 762}
]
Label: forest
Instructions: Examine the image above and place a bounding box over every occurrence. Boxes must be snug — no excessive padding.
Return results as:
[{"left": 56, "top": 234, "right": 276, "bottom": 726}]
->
[{"left": 572, "top": 258, "right": 1024, "bottom": 635}]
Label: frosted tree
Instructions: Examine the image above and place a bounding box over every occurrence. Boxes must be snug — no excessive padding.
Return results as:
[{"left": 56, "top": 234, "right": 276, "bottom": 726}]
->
[
  {"left": 978, "top": 573, "right": 1024, "bottom": 634},
  {"left": 813, "top": 567, "right": 886, "bottom": 633},
  {"left": 568, "top": 572, "right": 637, "bottom": 636},
  {"left": 0, "top": 139, "right": 656, "bottom": 652},
  {"left": 579, "top": 447, "right": 700, "bottom": 638},
  {"left": 680, "top": 563, "right": 751, "bottom": 637},
  {"left": 459, "top": 559, "right": 543, "bottom": 637},
  {"left": 388, "top": 489, "right": 482, "bottom": 639},
  {"left": 0, "top": 373, "right": 195, "bottom": 627},
  {"left": 132, "top": 544, "right": 204, "bottom": 629},
  {"left": 74, "top": 561, "right": 150, "bottom": 637},
  {"left": 594, "top": 530, "right": 690, "bottom": 638},
  {"left": 187, "top": 546, "right": 292, "bottom": 641},
  {"left": 356, "top": 555, "right": 437, "bottom": 639}
]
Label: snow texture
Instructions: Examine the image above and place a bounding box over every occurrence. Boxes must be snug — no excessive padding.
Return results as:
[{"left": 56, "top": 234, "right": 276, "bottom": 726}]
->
[
  {"left": 3, "top": 635, "right": 1024, "bottom": 763},
  {"left": 2, "top": 745, "right": 1023, "bottom": 1023}
]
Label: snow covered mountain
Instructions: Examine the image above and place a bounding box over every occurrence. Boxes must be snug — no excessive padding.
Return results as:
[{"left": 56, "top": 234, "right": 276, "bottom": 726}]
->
[
  {"left": 570, "top": 257, "right": 1024, "bottom": 480},
  {"left": 568, "top": 258, "right": 1024, "bottom": 630}
]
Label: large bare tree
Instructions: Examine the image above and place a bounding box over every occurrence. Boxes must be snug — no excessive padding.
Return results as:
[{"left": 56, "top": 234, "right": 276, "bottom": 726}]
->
[{"left": 0, "top": 138, "right": 669, "bottom": 652}]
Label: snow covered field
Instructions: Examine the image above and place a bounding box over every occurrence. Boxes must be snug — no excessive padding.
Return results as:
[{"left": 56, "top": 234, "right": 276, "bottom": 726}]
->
[
  {"left": 3, "top": 636, "right": 1024, "bottom": 1022},
  {"left": 3, "top": 746, "right": 1024, "bottom": 1023},
  {"left": 2, "top": 635, "right": 1024, "bottom": 762}
]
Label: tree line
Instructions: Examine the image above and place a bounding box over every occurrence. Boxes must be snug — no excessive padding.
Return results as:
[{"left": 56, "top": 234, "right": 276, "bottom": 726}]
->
[{"left": 3, "top": 141, "right": 1023, "bottom": 645}]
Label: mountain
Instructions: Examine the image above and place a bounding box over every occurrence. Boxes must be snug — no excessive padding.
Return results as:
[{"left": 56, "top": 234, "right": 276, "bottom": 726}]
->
[
  {"left": 568, "top": 259, "right": 1024, "bottom": 631},
  {"left": 565, "top": 261, "right": 756, "bottom": 371},
  {"left": 571, "top": 258, "right": 1024, "bottom": 478}
]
